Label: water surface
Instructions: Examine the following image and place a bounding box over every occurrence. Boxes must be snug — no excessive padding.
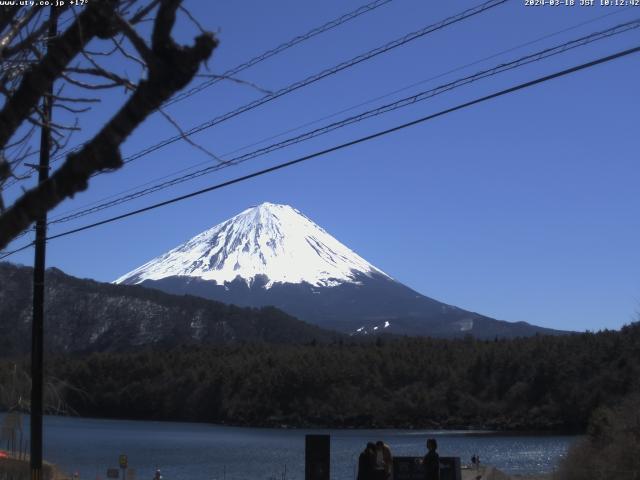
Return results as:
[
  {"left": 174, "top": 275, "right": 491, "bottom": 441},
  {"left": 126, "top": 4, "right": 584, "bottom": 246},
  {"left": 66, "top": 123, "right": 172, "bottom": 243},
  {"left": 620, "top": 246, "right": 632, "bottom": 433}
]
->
[{"left": 3, "top": 415, "right": 576, "bottom": 479}]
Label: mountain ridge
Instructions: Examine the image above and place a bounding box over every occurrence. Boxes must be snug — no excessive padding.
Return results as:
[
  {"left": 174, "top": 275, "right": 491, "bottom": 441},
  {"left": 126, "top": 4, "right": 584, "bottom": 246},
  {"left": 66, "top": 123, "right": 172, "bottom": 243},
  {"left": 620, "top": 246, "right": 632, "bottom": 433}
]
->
[
  {"left": 0, "top": 262, "right": 340, "bottom": 357},
  {"left": 116, "top": 202, "right": 568, "bottom": 339},
  {"left": 140, "top": 272, "right": 566, "bottom": 339}
]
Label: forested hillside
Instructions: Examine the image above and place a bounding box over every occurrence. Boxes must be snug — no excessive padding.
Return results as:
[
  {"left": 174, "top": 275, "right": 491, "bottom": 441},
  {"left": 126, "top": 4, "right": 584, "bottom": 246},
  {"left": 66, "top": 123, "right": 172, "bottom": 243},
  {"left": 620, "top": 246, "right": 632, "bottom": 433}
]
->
[
  {"left": 3, "top": 323, "right": 637, "bottom": 431},
  {"left": 0, "top": 262, "right": 339, "bottom": 356}
]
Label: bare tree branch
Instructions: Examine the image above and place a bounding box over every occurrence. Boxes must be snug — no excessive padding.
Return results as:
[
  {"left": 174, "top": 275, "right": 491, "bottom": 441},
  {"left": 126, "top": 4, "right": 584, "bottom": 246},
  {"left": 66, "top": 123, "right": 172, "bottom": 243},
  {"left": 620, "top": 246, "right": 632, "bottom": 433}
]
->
[
  {"left": 60, "top": 71, "right": 130, "bottom": 91},
  {"left": 115, "top": 13, "right": 155, "bottom": 67},
  {"left": 0, "top": 7, "right": 21, "bottom": 36},
  {"left": 48, "top": 94, "right": 100, "bottom": 103},
  {"left": 4, "top": 123, "right": 36, "bottom": 151},
  {"left": 2, "top": 14, "right": 50, "bottom": 59},
  {"left": 26, "top": 114, "right": 80, "bottom": 133},
  {"left": 129, "top": 0, "right": 161, "bottom": 24},
  {"left": 64, "top": 67, "right": 136, "bottom": 90},
  {"left": 0, "top": 7, "right": 40, "bottom": 56},
  {"left": 111, "top": 35, "right": 146, "bottom": 69},
  {"left": 84, "top": 42, "right": 119, "bottom": 57},
  {"left": 0, "top": 0, "right": 217, "bottom": 249},
  {"left": 178, "top": 4, "right": 207, "bottom": 35},
  {"left": 53, "top": 103, "right": 92, "bottom": 114},
  {"left": 158, "top": 106, "right": 222, "bottom": 162},
  {"left": 0, "top": 1, "right": 119, "bottom": 149}
]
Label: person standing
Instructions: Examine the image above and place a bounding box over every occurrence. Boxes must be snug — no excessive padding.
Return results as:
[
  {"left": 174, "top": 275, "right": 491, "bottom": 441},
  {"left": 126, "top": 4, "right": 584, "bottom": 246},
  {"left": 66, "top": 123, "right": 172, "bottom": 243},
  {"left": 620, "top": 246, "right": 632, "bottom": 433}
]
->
[
  {"left": 374, "top": 441, "right": 393, "bottom": 480},
  {"left": 423, "top": 438, "right": 440, "bottom": 480},
  {"left": 358, "top": 443, "right": 376, "bottom": 480}
]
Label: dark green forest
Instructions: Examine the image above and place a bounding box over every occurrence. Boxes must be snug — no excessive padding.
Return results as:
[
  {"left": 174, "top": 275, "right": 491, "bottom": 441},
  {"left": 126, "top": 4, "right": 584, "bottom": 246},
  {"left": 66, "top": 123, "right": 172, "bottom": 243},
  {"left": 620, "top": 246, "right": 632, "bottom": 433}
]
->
[{"left": 2, "top": 323, "right": 639, "bottom": 431}]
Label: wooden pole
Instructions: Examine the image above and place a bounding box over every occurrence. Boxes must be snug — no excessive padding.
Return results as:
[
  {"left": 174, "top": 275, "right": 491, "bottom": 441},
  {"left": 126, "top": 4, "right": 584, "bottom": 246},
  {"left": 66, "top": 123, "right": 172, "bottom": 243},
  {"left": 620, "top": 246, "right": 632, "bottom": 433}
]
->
[{"left": 31, "top": 7, "right": 57, "bottom": 480}]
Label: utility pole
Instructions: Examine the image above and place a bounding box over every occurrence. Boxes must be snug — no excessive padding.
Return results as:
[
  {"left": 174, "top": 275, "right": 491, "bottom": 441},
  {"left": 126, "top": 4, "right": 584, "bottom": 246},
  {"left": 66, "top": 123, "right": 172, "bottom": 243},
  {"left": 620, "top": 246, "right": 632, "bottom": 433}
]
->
[{"left": 31, "top": 7, "right": 57, "bottom": 480}]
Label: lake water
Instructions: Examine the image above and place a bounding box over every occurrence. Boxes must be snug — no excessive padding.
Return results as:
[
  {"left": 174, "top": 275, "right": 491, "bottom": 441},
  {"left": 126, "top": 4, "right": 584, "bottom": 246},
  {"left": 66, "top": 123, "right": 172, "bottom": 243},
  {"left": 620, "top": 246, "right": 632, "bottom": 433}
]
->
[{"left": 2, "top": 415, "right": 576, "bottom": 480}]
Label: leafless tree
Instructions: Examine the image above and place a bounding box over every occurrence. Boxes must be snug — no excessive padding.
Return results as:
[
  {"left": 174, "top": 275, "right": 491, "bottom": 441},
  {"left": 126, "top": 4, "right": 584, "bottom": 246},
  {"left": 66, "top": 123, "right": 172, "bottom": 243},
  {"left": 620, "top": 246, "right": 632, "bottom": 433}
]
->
[
  {"left": 0, "top": 363, "right": 75, "bottom": 415},
  {"left": 1, "top": 362, "right": 83, "bottom": 458},
  {"left": 0, "top": 0, "right": 217, "bottom": 250}
]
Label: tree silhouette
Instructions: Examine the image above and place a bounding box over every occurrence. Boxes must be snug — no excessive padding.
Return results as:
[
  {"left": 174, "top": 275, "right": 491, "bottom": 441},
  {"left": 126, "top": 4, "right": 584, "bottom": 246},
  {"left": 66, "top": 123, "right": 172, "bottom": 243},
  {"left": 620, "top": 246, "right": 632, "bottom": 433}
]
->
[{"left": 0, "top": 0, "right": 217, "bottom": 249}]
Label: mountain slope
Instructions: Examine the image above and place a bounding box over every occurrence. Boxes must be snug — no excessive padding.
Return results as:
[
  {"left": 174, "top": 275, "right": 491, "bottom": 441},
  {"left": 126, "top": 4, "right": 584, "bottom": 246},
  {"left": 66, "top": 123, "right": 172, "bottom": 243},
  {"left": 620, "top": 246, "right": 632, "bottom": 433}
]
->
[
  {"left": 140, "top": 272, "right": 563, "bottom": 339},
  {"left": 117, "top": 203, "right": 566, "bottom": 339},
  {"left": 0, "top": 262, "right": 339, "bottom": 357},
  {"left": 116, "top": 202, "right": 387, "bottom": 288}
]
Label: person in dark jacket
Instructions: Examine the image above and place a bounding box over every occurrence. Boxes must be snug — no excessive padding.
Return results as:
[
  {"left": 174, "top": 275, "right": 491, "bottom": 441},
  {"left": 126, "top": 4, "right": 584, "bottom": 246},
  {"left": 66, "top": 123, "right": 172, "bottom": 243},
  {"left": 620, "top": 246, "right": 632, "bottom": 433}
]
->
[
  {"left": 423, "top": 438, "right": 440, "bottom": 480},
  {"left": 357, "top": 442, "right": 376, "bottom": 480},
  {"left": 374, "top": 441, "right": 393, "bottom": 480}
]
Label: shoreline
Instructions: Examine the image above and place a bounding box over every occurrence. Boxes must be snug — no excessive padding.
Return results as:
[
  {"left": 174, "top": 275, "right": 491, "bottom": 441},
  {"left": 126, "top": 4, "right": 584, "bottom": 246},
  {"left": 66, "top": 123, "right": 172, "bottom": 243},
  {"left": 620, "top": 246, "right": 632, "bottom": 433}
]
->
[
  {"left": 462, "top": 465, "right": 553, "bottom": 480},
  {"left": 0, "top": 455, "right": 553, "bottom": 480},
  {"left": 0, "top": 411, "right": 582, "bottom": 435}
]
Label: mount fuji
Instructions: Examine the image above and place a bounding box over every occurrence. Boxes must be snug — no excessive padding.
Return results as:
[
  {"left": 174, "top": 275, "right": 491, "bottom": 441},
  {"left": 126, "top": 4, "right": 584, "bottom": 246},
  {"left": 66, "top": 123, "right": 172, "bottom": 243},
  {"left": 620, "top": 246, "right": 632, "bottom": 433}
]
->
[{"left": 116, "top": 203, "right": 563, "bottom": 339}]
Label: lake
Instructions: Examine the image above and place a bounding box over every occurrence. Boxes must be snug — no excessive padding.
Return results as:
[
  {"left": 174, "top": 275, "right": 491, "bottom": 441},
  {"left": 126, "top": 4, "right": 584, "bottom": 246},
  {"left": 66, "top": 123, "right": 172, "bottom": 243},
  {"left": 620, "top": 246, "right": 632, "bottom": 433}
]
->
[{"left": 1, "top": 415, "right": 576, "bottom": 480}]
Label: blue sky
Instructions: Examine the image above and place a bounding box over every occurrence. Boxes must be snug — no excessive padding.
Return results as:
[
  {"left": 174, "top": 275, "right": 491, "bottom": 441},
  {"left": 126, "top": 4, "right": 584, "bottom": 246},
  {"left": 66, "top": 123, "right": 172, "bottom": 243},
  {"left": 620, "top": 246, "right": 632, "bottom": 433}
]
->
[{"left": 3, "top": 0, "right": 639, "bottom": 332}]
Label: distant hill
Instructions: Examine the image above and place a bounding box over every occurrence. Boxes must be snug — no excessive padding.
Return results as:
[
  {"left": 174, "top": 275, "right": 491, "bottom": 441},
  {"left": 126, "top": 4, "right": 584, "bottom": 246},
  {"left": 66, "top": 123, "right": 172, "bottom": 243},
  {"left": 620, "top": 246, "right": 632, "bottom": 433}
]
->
[{"left": 0, "top": 262, "right": 339, "bottom": 356}]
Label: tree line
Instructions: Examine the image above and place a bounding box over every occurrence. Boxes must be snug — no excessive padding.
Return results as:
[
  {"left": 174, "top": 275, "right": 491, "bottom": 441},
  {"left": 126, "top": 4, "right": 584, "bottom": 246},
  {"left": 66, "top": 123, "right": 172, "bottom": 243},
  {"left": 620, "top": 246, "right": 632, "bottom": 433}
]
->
[{"left": 1, "top": 322, "right": 639, "bottom": 431}]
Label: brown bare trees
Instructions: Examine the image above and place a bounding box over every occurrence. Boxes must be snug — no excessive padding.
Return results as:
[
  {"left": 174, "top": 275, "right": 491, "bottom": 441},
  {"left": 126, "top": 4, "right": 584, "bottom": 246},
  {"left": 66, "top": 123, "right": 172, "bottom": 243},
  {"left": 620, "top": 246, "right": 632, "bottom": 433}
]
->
[{"left": 0, "top": 0, "right": 217, "bottom": 250}]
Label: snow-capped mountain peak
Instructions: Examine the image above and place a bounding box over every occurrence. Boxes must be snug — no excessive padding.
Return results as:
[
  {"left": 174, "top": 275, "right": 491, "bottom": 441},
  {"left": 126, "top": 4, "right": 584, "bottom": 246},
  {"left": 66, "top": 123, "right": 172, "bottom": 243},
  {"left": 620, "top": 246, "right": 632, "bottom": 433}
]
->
[{"left": 115, "top": 202, "right": 389, "bottom": 289}]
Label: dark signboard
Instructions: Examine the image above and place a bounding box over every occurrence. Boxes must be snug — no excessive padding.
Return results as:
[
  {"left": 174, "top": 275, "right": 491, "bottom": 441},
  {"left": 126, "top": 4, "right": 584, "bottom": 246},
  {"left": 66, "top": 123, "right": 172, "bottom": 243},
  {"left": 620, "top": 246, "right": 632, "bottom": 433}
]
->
[
  {"left": 393, "top": 456, "right": 461, "bottom": 480},
  {"left": 305, "top": 434, "right": 330, "bottom": 480},
  {"left": 106, "top": 468, "right": 119, "bottom": 479}
]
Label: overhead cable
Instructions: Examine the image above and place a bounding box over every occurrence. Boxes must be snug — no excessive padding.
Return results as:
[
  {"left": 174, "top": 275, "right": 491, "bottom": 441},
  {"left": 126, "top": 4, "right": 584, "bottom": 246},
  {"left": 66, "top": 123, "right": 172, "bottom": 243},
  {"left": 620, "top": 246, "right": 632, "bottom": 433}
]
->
[{"left": 1, "top": 42, "right": 634, "bottom": 259}]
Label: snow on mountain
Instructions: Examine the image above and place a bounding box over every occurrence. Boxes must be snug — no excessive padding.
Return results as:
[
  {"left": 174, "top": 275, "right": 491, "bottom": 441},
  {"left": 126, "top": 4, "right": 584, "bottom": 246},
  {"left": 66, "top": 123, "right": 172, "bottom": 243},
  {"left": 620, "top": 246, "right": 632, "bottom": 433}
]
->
[
  {"left": 113, "top": 203, "right": 568, "bottom": 339},
  {"left": 115, "top": 202, "right": 389, "bottom": 289}
]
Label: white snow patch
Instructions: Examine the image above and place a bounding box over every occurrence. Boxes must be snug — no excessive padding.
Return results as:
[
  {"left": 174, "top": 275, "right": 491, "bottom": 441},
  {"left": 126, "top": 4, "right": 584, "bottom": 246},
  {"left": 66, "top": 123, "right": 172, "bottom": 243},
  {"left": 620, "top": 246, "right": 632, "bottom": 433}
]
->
[
  {"left": 114, "top": 202, "right": 390, "bottom": 289},
  {"left": 459, "top": 319, "right": 474, "bottom": 331}
]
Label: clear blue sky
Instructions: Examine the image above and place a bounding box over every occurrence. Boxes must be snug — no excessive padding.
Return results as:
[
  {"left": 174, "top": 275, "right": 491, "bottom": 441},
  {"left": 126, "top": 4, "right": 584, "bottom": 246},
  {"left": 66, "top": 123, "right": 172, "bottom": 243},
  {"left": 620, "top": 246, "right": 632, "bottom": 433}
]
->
[{"left": 4, "top": 0, "right": 639, "bottom": 332}]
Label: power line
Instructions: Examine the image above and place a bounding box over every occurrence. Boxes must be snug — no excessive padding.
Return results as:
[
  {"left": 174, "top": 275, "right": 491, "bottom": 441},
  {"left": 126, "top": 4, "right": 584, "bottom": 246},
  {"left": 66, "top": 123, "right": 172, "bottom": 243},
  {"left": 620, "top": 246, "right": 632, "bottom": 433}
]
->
[
  {"left": 165, "top": 0, "right": 395, "bottom": 107},
  {"left": 1, "top": 0, "right": 394, "bottom": 189},
  {"left": 115, "top": 0, "right": 507, "bottom": 169},
  {"left": 2, "top": 42, "right": 635, "bottom": 258},
  {"left": 0, "top": 241, "right": 34, "bottom": 260},
  {"left": 0, "top": 0, "right": 507, "bottom": 245},
  {"left": 49, "top": 7, "right": 635, "bottom": 223},
  {"left": 46, "top": 19, "right": 640, "bottom": 226},
  {"left": 8, "top": 0, "right": 503, "bottom": 191}
]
